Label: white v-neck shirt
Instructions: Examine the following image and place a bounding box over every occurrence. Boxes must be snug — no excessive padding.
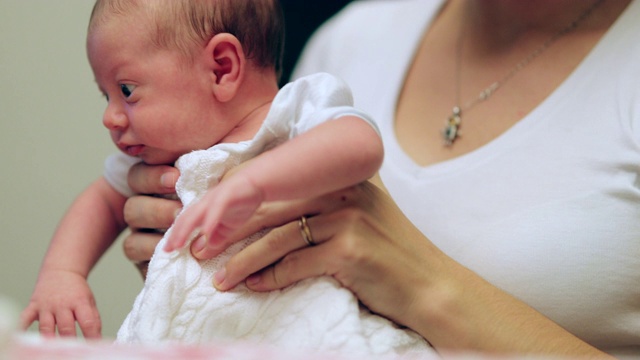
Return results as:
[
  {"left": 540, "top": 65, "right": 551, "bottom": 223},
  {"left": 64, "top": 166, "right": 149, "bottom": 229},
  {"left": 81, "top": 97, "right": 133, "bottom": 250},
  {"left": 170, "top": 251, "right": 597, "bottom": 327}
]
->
[{"left": 293, "top": 0, "right": 640, "bottom": 356}]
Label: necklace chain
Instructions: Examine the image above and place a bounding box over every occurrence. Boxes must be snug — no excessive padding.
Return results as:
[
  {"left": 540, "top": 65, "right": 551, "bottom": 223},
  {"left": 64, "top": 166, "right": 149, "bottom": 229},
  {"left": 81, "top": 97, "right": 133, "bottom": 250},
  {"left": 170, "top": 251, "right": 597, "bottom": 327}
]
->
[{"left": 443, "top": 0, "right": 605, "bottom": 146}]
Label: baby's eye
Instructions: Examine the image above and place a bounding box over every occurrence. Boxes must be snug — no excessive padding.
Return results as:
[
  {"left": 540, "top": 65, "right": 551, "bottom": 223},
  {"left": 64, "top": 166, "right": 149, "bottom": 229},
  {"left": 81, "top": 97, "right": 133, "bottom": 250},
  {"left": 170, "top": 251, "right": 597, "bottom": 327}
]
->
[{"left": 120, "top": 84, "right": 136, "bottom": 98}]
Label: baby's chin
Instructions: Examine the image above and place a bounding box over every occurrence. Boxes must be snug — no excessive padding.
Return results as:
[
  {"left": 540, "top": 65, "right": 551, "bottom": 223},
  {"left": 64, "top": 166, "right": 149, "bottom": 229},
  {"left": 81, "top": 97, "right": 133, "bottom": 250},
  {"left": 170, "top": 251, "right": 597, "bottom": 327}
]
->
[{"left": 136, "top": 150, "right": 181, "bottom": 166}]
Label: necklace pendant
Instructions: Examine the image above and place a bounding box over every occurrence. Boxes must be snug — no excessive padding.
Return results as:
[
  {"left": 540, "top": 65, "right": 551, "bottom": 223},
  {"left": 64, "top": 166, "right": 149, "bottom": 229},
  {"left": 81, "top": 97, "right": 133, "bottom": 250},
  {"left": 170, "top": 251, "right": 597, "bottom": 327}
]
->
[{"left": 443, "top": 106, "right": 461, "bottom": 146}]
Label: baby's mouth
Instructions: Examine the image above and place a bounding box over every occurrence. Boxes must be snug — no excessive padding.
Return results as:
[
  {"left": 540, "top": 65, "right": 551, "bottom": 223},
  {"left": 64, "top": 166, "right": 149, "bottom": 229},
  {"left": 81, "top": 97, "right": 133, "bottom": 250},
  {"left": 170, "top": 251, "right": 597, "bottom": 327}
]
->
[{"left": 125, "top": 144, "right": 144, "bottom": 157}]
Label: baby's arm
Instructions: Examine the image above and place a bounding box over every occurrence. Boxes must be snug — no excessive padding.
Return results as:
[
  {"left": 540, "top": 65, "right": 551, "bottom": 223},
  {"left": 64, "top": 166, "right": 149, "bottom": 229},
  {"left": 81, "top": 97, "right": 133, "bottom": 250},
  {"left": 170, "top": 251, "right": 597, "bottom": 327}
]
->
[
  {"left": 165, "top": 115, "right": 382, "bottom": 251},
  {"left": 21, "top": 177, "right": 127, "bottom": 338}
]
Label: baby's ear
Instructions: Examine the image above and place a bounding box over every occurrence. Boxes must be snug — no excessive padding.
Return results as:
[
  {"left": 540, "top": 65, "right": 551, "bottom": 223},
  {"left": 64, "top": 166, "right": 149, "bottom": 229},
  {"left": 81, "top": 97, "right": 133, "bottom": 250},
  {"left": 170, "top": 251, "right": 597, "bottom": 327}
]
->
[{"left": 204, "top": 33, "right": 244, "bottom": 102}]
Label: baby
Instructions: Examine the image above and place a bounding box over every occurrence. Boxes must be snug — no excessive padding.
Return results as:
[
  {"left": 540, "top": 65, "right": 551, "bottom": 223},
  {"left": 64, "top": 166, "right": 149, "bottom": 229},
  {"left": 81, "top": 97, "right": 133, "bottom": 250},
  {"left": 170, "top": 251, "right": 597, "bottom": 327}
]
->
[{"left": 22, "top": 0, "right": 433, "bottom": 357}]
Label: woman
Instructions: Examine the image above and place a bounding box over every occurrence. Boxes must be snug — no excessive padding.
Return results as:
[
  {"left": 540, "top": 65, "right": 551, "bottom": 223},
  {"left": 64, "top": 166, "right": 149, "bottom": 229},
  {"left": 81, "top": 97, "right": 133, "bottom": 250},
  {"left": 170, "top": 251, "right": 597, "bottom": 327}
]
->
[{"left": 122, "top": 0, "right": 639, "bottom": 357}]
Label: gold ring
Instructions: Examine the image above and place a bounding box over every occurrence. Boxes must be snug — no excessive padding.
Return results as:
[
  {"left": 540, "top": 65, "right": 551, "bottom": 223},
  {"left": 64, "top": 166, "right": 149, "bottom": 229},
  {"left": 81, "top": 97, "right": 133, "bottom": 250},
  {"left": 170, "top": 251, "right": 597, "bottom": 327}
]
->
[{"left": 298, "top": 215, "right": 315, "bottom": 246}]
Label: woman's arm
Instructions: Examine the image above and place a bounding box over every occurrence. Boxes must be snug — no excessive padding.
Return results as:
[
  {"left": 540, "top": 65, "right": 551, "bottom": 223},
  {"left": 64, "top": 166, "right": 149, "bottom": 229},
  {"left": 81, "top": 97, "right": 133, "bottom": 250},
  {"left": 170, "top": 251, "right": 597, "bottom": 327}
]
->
[{"left": 200, "top": 182, "right": 613, "bottom": 359}]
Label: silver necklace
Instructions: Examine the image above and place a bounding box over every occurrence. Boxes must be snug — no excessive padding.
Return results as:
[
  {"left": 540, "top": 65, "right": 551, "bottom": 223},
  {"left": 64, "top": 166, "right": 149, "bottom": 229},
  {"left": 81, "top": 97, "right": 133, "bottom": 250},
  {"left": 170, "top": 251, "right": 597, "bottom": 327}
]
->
[{"left": 443, "top": 0, "right": 605, "bottom": 146}]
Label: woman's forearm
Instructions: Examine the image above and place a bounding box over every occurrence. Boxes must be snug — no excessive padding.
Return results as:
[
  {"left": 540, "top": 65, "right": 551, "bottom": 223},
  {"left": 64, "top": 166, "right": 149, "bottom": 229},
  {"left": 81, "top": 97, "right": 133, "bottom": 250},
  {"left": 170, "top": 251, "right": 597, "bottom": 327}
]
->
[{"left": 409, "top": 256, "right": 612, "bottom": 358}]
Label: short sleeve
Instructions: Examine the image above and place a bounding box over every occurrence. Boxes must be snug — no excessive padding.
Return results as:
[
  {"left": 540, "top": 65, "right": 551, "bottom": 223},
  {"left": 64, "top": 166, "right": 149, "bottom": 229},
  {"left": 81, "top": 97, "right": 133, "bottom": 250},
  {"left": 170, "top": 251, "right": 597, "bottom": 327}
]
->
[
  {"left": 103, "top": 152, "right": 140, "bottom": 197},
  {"left": 269, "top": 73, "right": 379, "bottom": 139}
]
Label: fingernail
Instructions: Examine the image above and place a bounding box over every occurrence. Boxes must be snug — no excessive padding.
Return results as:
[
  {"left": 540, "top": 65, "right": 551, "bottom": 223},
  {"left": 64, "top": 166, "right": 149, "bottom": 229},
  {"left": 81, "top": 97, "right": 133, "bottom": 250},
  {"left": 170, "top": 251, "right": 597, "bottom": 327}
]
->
[
  {"left": 160, "top": 172, "right": 177, "bottom": 189},
  {"left": 246, "top": 274, "right": 261, "bottom": 286},
  {"left": 213, "top": 268, "right": 226, "bottom": 288},
  {"left": 192, "top": 235, "right": 206, "bottom": 253},
  {"left": 162, "top": 236, "right": 173, "bottom": 252}
]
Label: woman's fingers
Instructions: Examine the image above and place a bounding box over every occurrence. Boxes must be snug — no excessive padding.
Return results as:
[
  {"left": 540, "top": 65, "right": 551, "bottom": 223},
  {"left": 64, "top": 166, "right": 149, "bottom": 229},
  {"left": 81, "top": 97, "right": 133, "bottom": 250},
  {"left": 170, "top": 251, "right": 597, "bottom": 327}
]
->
[
  {"left": 122, "top": 231, "right": 163, "bottom": 263},
  {"left": 123, "top": 163, "right": 182, "bottom": 273},
  {"left": 127, "top": 162, "right": 178, "bottom": 195},
  {"left": 122, "top": 230, "right": 161, "bottom": 279},
  {"left": 123, "top": 195, "right": 181, "bottom": 231},
  {"left": 238, "top": 211, "right": 362, "bottom": 293},
  {"left": 213, "top": 218, "right": 319, "bottom": 290},
  {"left": 246, "top": 239, "right": 335, "bottom": 292}
]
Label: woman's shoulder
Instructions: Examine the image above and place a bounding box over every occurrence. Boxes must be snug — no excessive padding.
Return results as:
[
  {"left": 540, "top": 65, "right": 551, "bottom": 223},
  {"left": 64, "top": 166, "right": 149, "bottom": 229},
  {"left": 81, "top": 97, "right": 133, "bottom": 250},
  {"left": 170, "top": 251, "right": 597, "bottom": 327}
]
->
[{"left": 317, "top": 0, "right": 440, "bottom": 47}]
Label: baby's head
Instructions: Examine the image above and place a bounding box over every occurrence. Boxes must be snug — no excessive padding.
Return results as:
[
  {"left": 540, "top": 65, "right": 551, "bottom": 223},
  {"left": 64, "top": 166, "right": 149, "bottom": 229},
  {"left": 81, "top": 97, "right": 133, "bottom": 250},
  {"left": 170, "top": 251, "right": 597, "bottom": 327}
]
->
[
  {"left": 89, "top": 0, "right": 284, "bottom": 78},
  {"left": 87, "top": 0, "right": 284, "bottom": 165}
]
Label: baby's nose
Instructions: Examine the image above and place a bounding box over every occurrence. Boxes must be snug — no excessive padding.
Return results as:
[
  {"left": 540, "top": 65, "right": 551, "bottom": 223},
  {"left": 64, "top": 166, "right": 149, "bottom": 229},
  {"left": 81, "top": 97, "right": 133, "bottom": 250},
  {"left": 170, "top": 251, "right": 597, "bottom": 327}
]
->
[{"left": 102, "top": 104, "right": 128, "bottom": 130}]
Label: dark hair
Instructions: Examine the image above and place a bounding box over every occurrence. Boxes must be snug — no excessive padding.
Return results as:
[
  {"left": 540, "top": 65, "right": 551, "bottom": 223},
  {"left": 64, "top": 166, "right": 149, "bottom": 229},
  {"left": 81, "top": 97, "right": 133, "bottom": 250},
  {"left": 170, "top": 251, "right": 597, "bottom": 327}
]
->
[{"left": 90, "top": 0, "right": 284, "bottom": 79}]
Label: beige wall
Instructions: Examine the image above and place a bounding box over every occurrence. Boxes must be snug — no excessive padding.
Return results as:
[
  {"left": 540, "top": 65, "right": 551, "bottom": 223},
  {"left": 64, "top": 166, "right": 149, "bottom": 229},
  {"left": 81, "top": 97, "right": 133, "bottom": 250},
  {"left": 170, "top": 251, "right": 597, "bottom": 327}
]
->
[{"left": 0, "top": 1, "right": 141, "bottom": 338}]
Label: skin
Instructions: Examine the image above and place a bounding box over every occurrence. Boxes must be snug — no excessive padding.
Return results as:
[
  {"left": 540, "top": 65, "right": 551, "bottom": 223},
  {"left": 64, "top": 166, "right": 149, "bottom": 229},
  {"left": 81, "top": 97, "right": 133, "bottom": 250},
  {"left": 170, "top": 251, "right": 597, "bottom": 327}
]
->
[{"left": 121, "top": 0, "right": 632, "bottom": 356}]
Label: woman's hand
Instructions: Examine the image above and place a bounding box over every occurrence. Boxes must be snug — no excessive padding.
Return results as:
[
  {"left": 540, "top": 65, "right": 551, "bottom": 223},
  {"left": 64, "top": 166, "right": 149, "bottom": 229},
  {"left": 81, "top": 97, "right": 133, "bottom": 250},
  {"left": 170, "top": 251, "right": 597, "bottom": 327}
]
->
[
  {"left": 192, "top": 181, "right": 439, "bottom": 338},
  {"left": 122, "top": 163, "right": 182, "bottom": 277}
]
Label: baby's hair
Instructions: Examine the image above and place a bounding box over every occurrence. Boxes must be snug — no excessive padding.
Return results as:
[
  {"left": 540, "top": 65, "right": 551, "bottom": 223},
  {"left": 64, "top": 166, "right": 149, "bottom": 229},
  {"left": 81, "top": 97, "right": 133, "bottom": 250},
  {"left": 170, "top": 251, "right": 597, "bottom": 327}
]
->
[{"left": 89, "top": 0, "right": 284, "bottom": 79}]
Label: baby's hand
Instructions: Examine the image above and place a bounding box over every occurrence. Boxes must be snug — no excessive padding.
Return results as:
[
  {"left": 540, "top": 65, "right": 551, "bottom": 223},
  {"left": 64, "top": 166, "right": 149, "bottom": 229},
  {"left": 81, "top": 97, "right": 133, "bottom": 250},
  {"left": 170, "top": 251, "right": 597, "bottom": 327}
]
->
[
  {"left": 20, "top": 269, "right": 101, "bottom": 338},
  {"left": 164, "top": 174, "right": 264, "bottom": 253}
]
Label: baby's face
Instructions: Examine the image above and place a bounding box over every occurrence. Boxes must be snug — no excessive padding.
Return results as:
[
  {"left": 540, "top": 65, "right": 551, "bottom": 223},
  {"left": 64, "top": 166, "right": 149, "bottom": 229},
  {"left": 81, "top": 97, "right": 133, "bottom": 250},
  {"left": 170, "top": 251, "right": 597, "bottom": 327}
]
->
[{"left": 87, "top": 17, "right": 233, "bottom": 165}]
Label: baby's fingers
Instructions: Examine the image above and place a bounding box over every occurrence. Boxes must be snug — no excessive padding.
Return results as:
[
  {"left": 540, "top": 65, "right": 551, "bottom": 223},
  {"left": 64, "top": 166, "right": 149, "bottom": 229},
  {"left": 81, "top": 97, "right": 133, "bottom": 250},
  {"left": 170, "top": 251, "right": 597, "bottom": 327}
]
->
[
  {"left": 37, "top": 311, "right": 56, "bottom": 338},
  {"left": 54, "top": 309, "right": 77, "bottom": 337},
  {"left": 19, "top": 307, "right": 37, "bottom": 331},
  {"left": 164, "top": 203, "right": 205, "bottom": 252},
  {"left": 198, "top": 194, "right": 261, "bottom": 249},
  {"left": 75, "top": 305, "right": 102, "bottom": 339}
]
